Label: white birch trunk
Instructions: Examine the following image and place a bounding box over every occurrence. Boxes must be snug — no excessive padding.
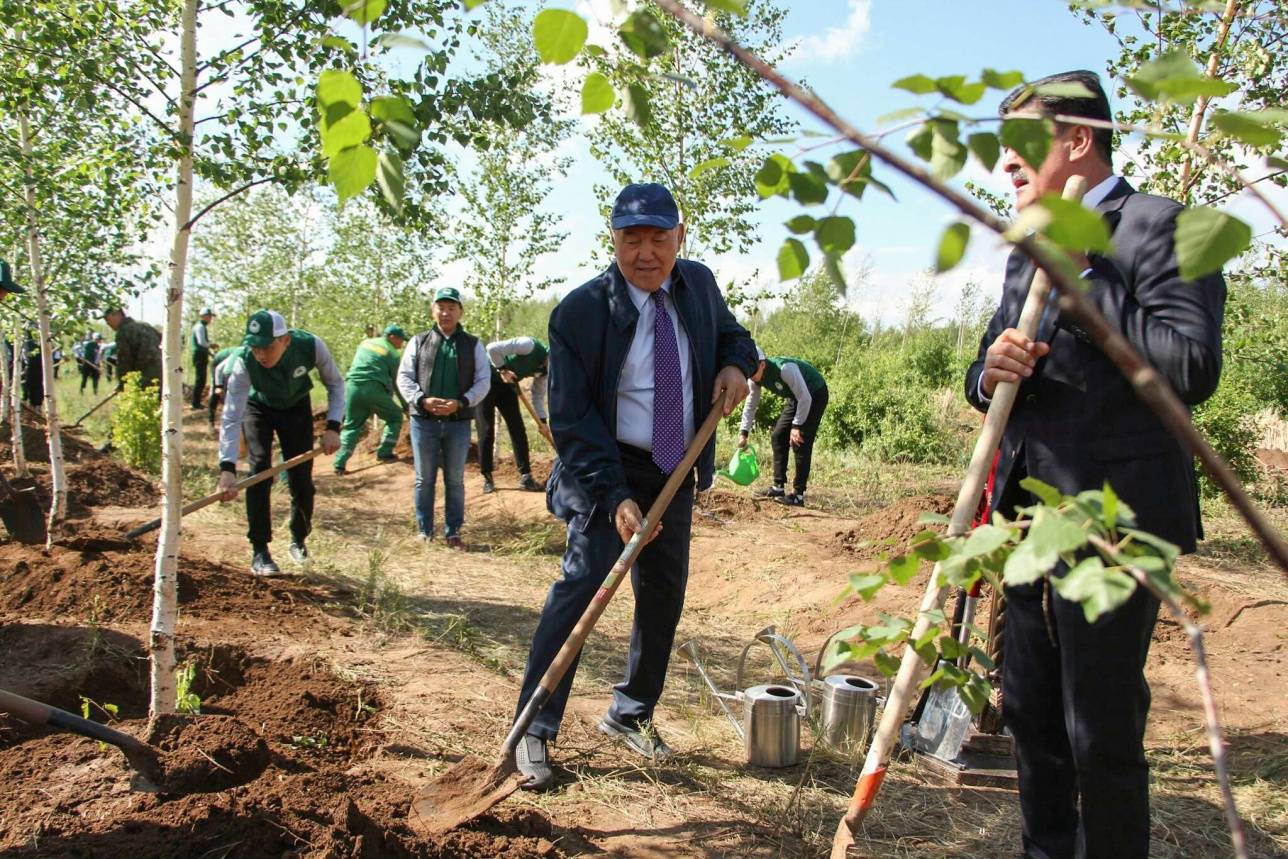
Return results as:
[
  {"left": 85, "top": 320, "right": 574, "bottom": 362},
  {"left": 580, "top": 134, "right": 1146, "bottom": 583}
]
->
[
  {"left": 18, "top": 112, "right": 68, "bottom": 539},
  {"left": 10, "top": 316, "right": 27, "bottom": 477},
  {"left": 150, "top": 0, "right": 198, "bottom": 719}
]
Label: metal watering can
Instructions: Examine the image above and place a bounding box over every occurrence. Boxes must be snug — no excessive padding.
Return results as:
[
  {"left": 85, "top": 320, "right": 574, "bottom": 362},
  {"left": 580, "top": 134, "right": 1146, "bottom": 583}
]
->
[
  {"left": 678, "top": 627, "right": 810, "bottom": 768},
  {"left": 680, "top": 626, "right": 881, "bottom": 766}
]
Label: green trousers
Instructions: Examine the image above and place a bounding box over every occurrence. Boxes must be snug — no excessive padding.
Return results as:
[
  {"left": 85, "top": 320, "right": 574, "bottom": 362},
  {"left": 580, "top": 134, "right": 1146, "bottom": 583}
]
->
[{"left": 335, "top": 380, "right": 403, "bottom": 469}]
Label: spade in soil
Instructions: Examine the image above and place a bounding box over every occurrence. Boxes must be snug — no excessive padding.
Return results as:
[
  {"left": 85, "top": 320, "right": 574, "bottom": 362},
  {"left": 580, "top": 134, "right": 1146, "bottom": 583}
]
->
[
  {"left": 0, "top": 470, "right": 46, "bottom": 544},
  {"left": 0, "top": 687, "right": 268, "bottom": 793},
  {"left": 409, "top": 402, "right": 725, "bottom": 835}
]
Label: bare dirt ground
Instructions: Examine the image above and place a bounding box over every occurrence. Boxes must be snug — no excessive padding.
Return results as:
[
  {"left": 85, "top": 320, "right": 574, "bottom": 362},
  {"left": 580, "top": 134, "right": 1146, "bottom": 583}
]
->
[{"left": 1, "top": 407, "right": 1285, "bottom": 858}]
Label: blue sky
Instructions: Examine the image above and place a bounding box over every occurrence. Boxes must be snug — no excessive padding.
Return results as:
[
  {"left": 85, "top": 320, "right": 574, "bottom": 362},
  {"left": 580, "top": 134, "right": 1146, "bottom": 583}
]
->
[{"left": 137, "top": 1, "right": 1282, "bottom": 328}]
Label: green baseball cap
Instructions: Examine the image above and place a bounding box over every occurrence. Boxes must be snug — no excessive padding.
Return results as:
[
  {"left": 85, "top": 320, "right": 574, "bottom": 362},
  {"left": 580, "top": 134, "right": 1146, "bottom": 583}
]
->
[
  {"left": 243, "top": 309, "right": 287, "bottom": 348},
  {"left": 433, "top": 286, "right": 463, "bottom": 305},
  {"left": 383, "top": 324, "right": 408, "bottom": 340},
  {"left": 0, "top": 260, "right": 25, "bottom": 295}
]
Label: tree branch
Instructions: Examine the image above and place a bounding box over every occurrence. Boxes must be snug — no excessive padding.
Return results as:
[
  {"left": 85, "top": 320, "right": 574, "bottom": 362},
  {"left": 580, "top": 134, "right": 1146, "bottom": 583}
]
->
[
  {"left": 182, "top": 177, "right": 275, "bottom": 232},
  {"left": 1178, "top": 0, "right": 1241, "bottom": 201}
]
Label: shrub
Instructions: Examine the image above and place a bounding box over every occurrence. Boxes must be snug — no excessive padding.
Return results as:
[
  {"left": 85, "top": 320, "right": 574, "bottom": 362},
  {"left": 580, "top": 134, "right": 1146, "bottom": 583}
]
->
[
  {"left": 1192, "top": 376, "right": 1260, "bottom": 499},
  {"left": 111, "top": 372, "right": 161, "bottom": 474}
]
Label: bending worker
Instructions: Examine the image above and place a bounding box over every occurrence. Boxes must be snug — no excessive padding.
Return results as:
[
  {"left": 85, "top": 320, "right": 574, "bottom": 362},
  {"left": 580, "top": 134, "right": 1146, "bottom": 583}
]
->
[
  {"left": 738, "top": 349, "right": 829, "bottom": 507},
  {"left": 104, "top": 306, "right": 161, "bottom": 390},
  {"left": 479, "top": 335, "right": 553, "bottom": 493},
  {"left": 216, "top": 309, "right": 343, "bottom": 576},
  {"left": 967, "top": 71, "right": 1225, "bottom": 859},
  {"left": 334, "top": 324, "right": 408, "bottom": 474}
]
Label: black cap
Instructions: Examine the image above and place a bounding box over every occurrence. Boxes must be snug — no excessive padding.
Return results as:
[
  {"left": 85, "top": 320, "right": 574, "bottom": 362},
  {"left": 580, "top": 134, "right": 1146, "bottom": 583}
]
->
[
  {"left": 611, "top": 183, "right": 680, "bottom": 230},
  {"left": 0, "top": 260, "right": 24, "bottom": 294}
]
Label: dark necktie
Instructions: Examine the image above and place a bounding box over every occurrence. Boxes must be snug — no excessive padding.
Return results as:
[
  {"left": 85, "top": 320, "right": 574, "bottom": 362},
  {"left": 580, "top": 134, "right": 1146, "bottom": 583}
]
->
[{"left": 651, "top": 290, "right": 684, "bottom": 473}]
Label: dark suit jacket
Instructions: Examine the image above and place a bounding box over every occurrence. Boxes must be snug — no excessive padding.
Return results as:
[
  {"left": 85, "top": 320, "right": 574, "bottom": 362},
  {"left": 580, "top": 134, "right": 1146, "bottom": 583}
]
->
[
  {"left": 965, "top": 179, "right": 1226, "bottom": 552},
  {"left": 546, "top": 259, "right": 757, "bottom": 523}
]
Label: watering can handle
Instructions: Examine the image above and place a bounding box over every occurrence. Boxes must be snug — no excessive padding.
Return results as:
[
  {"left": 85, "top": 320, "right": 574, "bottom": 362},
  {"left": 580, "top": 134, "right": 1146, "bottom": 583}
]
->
[{"left": 736, "top": 630, "right": 813, "bottom": 718}]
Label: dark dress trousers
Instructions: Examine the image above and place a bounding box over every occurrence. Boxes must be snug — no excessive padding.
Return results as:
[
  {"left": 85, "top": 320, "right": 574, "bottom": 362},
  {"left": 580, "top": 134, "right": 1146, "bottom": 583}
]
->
[{"left": 965, "top": 179, "right": 1226, "bottom": 859}]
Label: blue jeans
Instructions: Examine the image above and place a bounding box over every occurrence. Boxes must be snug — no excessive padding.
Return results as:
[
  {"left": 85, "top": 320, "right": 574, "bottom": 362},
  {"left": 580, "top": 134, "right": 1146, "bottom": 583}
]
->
[{"left": 409, "top": 416, "right": 471, "bottom": 538}]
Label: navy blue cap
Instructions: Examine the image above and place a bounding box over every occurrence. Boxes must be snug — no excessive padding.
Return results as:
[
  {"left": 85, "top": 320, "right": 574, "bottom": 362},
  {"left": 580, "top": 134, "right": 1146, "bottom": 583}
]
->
[{"left": 611, "top": 183, "right": 680, "bottom": 230}]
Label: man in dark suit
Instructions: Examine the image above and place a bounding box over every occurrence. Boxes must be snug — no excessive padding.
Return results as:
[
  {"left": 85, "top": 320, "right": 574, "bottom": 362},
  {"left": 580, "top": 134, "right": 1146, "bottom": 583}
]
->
[
  {"left": 512, "top": 183, "right": 756, "bottom": 790},
  {"left": 965, "top": 71, "right": 1226, "bottom": 859}
]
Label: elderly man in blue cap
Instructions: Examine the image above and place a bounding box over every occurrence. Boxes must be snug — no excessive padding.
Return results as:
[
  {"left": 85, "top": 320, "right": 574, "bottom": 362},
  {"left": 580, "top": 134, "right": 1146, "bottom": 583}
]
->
[{"left": 510, "top": 182, "right": 756, "bottom": 790}]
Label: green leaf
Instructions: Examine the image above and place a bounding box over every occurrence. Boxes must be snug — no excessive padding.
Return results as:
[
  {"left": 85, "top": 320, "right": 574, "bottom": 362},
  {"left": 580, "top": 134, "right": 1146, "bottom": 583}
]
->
[
  {"left": 958, "top": 673, "right": 992, "bottom": 715},
  {"left": 784, "top": 215, "right": 816, "bottom": 234},
  {"left": 702, "top": 0, "right": 749, "bottom": 14},
  {"left": 1000, "top": 117, "right": 1052, "bottom": 170},
  {"left": 1210, "top": 111, "right": 1284, "bottom": 148},
  {"left": 329, "top": 145, "right": 377, "bottom": 205},
  {"left": 1052, "top": 557, "right": 1136, "bottom": 622},
  {"left": 814, "top": 216, "right": 855, "bottom": 255},
  {"left": 877, "top": 106, "right": 924, "bottom": 125},
  {"left": 911, "top": 530, "right": 950, "bottom": 561},
  {"left": 960, "top": 523, "right": 1011, "bottom": 558},
  {"left": 919, "top": 512, "right": 950, "bottom": 525},
  {"left": 342, "top": 0, "right": 387, "bottom": 26},
  {"left": 1031, "top": 195, "right": 1113, "bottom": 254},
  {"left": 1174, "top": 207, "right": 1251, "bottom": 280},
  {"left": 317, "top": 69, "right": 362, "bottom": 108},
  {"left": 321, "top": 36, "right": 357, "bottom": 56},
  {"left": 755, "top": 153, "right": 793, "bottom": 198},
  {"left": 619, "top": 9, "right": 669, "bottom": 59},
  {"left": 873, "top": 650, "right": 900, "bottom": 677},
  {"left": 777, "top": 238, "right": 809, "bottom": 281},
  {"left": 689, "top": 157, "right": 729, "bottom": 180},
  {"left": 1003, "top": 508, "right": 1088, "bottom": 586},
  {"left": 580, "top": 72, "right": 615, "bottom": 115},
  {"left": 1020, "top": 477, "right": 1063, "bottom": 508},
  {"left": 375, "top": 149, "right": 405, "bottom": 213},
  {"left": 1126, "top": 49, "right": 1237, "bottom": 104},
  {"left": 826, "top": 149, "right": 873, "bottom": 199},
  {"left": 982, "top": 68, "right": 1024, "bottom": 89},
  {"left": 930, "top": 121, "right": 966, "bottom": 180},
  {"left": 967, "top": 132, "right": 1000, "bottom": 172},
  {"left": 936, "top": 76, "right": 987, "bottom": 105},
  {"left": 1102, "top": 481, "right": 1119, "bottom": 531},
  {"left": 848, "top": 573, "right": 887, "bottom": 601},
  {"left": 369, "top": 95, "right": 416, "bottom": 127},
  {"left": 462, "top": 0, "right": 487, "bottom": 9},
  {"left": 375, "top": 32, "right": 431, "bottom": 51},
  {"left": 720, "top": 134, "right": 754, "bottom": 151},
  {"left": 320, "top": 108, "right": 371, "bottom": 158},
  {"left": 887, "top": 553, "right": 920, "bottom": 585},
  {"left": 787, "top": 171, "right": 828, "bottom": 205},
  {"left": 906, "top": 124, "right": 934, "bottom": 161},
  {"left": 935, "top": 221, "right": 970, "bottom": 273},
  {"left": 892, "top": 74, "right": 936, "bottom": 94},
  {"left": 1033, "top": 80, "right": 1096, "bottom": 99},
  {"left": 623, "top": 83, "right": 652, "bottom": 127},
  {"left": 533, "top": 8, "right": 587, "bottom": 65},
  {"left": 1121, "top": 528, "right": 1180, "bottom": 567}
]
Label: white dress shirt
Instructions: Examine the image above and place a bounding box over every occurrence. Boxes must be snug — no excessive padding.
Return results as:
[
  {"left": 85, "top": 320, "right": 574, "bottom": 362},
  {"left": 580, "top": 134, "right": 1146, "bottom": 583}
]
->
[
  {"left": 739, "top": 361, "right": 814, "bottom": 432},
  {"left": 616, "top": 276, "right": 695, "bottom": 452}
]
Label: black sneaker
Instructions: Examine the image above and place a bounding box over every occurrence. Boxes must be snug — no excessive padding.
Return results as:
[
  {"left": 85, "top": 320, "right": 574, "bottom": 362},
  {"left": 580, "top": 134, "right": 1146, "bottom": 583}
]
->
[
  {"left": 250, "top": 549, "right": 282, "bottom": 577},
  {"left": 376, "top": 452, "right": 398, "bottom": 463},
  {"left": 777, "top": 493, "right": 805, "bottom": 507},
  {"left": 514, "top": 734, "right": 553, "bottom": 791},
  {"left": 288, "top": 542, "right": 309, "bottom": 565},
  {"left": 598, "top": 715, "right": 674, "bottom": 761},
  {"left": 756, "top": 484, "right": 785, "bottom": 498},
  {"left": 482, "top": 476, "right": 496, "bottom": 494},
  {"left": 518, "top": 474, "right": 543, "bottom": 492}
]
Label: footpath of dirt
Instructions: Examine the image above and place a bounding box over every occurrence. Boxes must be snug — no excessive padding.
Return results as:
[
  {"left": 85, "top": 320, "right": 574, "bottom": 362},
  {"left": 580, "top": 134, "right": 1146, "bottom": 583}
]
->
[{"left": 0, "top": 522, "right": 572, "bottom": 858}]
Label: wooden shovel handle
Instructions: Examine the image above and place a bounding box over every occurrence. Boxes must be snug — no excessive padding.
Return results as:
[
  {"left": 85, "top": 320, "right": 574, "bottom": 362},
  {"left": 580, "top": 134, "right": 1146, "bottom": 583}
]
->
[
  {"left": 511, "top": 382, "right": 552, "bottom": 449},
  {"left": 832, "top": 175, "right": 1089, "bottom": 853},
  {"left": 71, "top": 390, "right": 118, "bottom": 428},
  {"left": 0, "top": 688, "right": 147, "bottom": 752},
  {"left": 125, "top": 448, "right": 323, "bottom": 539},
  {"left": 503, "top": 398, "right": 727, "bottom": 755}
]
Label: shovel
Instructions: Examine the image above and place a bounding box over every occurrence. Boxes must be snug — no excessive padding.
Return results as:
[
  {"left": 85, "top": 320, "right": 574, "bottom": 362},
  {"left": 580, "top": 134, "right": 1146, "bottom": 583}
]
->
[
  {"left": 830, "top": 175, "right": 1089, "bottom": 857},
  {"left": 512, "top": 382, "right": 554, "bottom": 449},
  {"left": 0, "top": 468, "right": 47, "bottom": 544},
  {"left": 0, "top": 687, "right": 164, "bottom": 791},
  {"left": 125, "top": 448, "right": 323, "bottom": 539},
  {"left": 71, "top": 390, "right": 119, "bottom": 429},
  {"left": 409, "top": 399, "right": 728, "bottom": 835}
]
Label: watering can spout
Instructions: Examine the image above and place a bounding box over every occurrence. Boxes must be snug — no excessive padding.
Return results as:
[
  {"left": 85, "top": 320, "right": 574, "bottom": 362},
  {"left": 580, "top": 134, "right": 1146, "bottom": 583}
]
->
[{"left": 678, "top": 639, "right": 745, "bottom": 739}]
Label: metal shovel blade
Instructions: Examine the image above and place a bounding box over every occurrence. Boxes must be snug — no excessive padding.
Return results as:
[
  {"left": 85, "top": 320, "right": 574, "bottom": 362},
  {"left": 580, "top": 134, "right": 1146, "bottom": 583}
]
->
[
  {"left": 0, "top": 473, "right": 46, "bottom": 545},
  {"left": 408, "top": 754, "right": 524, "bottom": 835}
]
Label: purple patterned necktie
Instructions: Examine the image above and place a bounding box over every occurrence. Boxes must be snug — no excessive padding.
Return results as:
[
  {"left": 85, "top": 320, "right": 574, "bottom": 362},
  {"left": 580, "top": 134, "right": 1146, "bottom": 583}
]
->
[{"left": 651, "top": 289, "right": 685, "bottom": 473}]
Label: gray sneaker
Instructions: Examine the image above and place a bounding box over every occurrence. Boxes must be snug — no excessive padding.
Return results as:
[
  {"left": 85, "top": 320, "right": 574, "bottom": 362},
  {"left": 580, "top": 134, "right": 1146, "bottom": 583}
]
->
[
  {"left": 515, "top": 734, "right": 553, "bottom": 791},
  {"left": 598, "top": 715, "right": 674, "bottom": 761},
  {"left": 756, "top": 484, "right": 785, "bottom": 498},
  {"left": 288, "top": 542, "right": 310, "bottom": 565}
]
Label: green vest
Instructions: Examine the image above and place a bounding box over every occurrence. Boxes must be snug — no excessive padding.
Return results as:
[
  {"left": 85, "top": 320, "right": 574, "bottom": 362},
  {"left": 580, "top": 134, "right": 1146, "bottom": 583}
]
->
[
  {"left": 246, "top": 330, "right": 316, "bottom": 410},
  {"left": 190, "top": 320, "right": 209, "bottom": 354},
  {"left": 347, "top": 336, "right": 401, "bottom": 390},
  {"left": 83, "top": 340, "right": 100, "bottom": 362},
  {"left": 761, "top": 357, "right": 826, "bottom": 401},
  {"left": 501, "top": 339, "right": 549, "bottom": 379}
]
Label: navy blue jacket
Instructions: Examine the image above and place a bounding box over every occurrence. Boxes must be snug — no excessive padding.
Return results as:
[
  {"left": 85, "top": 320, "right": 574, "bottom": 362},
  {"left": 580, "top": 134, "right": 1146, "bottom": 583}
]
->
[
  {"left": 965, "top": 179, "right": 1225, "bottom": 552},
  {"left": 546, "top": 259, "right": 757, "bottom": 522}
]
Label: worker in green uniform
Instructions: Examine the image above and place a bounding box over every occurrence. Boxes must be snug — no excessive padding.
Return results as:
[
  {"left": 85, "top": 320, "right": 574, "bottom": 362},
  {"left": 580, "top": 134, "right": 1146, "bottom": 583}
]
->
[
  {"left": 216, "top": 309, "right": 344, "bottom": 576},
  {"left": 479, "top": 335, "right": 552, "bottom": 493},
  {"left": 191, "top": 307, "right": 215, "bottom": 408},
  {"left": 104, "top": 307, "right": 162, "bottom": 390},
  {"left": 737, "top": 348, "right": 830, "bottom": 507},
  {"left": 101, "top": 340, "right": 117, "bottom": 382},
  {"left": 207, "top": 345, "right": 240, "bottom": 430},
  {"left": 334, "top": 324, "right": 408, "bottom": 474}
]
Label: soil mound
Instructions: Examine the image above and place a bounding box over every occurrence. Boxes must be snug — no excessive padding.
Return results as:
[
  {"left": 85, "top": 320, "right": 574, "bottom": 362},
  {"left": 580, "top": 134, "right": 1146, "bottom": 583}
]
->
[
  {"left": 1258, "top": 447, "right": 1288, "bottom": 471},
  {"left": 0, "top": 623, "right": 148, "bottom": 721},
  {"left": 833, "top": 493, "right": 956, "bottom": 560},
  {"left": 0, "top": 531, "right": 326, "bottom": 626},
  {"left": 147, "top": 713, "right": 270, "bottom": 793},
  {"left": 65, "top": 458, "right": 159, "bottom": 508},
  {"left": 0, "top": 417, "right": 100, "bottom": 464}
]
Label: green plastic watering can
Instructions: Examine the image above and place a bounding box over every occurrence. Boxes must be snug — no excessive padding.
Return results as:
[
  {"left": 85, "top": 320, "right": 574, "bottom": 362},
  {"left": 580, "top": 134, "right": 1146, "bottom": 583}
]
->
[{"left": 719, "top": 446, "right": 760, "bottom": 486}]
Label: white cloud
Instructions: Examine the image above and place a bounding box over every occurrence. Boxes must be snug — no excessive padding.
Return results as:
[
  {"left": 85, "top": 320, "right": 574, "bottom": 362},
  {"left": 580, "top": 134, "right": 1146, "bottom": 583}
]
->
[{"left": 787, "top": 0, "right": 872, "bottom": 65}]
